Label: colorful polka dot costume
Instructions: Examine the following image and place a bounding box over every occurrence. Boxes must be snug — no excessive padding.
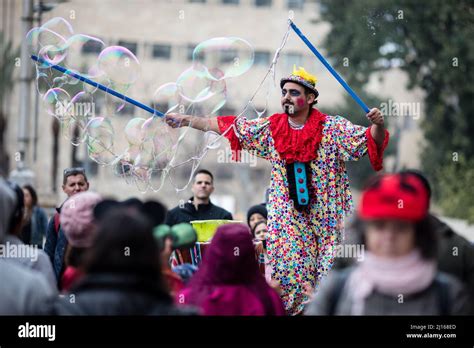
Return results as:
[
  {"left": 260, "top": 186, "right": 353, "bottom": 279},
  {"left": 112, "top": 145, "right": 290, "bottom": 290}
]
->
[{"left": 218, "top": 109, "right": 389, "bottom": 315}]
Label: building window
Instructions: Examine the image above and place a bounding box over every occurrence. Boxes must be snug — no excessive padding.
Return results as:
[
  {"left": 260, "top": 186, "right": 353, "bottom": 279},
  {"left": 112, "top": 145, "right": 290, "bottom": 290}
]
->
[
  {"left": 92, "top": 95, "right": 105, "bottom": 116},
  {"left": 219, "top": 106, "right": 236, "bottom": 116},
  {"left": 254, "top": 50, "right": 271, "bottom": 66},
  {"left": 287, "top": 0, "right": 304, "bottom": 10},
  {"left": 118, "top": 40, "right": 138, "bottom": 56},
  {"left": 251, "top": 168, "right": 266, "bottom": 181},
  {"left": 255, "top": 0, "right": 272, "bottom": 7},
  {"left": 92, "top": 103, "right": 100, "bottom": 116},
  {"left": 72, "top": 158, "right": 99, "bottom": 177},
  {"left": 220, "top": 49, "right": 237, "bottom": 64},
  {"left": 243, "top": 106, "right": 268, "bottom": 119},
  {"left": 284, "top": 52, "right": 303, "bottom": 68},
  {"left": 152, "top": 100, "right": 180, "bottom": 114},
  {"left": 85, "top": 160, "right": 99, "bottom": 176},
  {"left": 81, "top": 40, "right": 103, "bottom": 54},
  {"left": 216, "top": 166, "right": 233, "bottom": 180},
  {"left": 71, "top": 138, "right": 98, "bottom": 177},
  {"left": 187, "top": 44, "right": 196, "bottom": 61},
  {"left": 118, "top": 103, "right": 135, "bottom": 116},
  {"left": 187, "top": 43, "right": 205, "bottom": 62},
  {"left": 152, "top": 44, "right": 171, "bottom": 59},
  {"left": 222, "top": 0, "right": 239, "bottom": 4}
]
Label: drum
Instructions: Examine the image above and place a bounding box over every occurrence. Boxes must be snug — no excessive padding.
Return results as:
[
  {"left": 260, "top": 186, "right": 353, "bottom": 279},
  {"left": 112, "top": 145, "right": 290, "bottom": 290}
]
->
[{"left": 174, "top": 242, "right": 211, "bottom": 266}]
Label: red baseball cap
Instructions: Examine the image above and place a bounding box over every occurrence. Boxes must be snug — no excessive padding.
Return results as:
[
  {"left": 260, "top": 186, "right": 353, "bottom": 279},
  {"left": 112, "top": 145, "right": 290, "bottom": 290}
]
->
[{"left": 358, "top": 173, "right": 429, "bottom": 222}]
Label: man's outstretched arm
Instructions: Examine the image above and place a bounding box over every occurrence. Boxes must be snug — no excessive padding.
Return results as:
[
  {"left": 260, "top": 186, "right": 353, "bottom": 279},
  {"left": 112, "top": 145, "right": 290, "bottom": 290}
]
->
[
  {"left": 165, "top": 113, "right": 221, "bottom": 134},
  {"left": 166, "top": 112, "right": 272, "bottom": 161},
  {"left": 366, "top": 108, "right": 385, "bottom": 147}
]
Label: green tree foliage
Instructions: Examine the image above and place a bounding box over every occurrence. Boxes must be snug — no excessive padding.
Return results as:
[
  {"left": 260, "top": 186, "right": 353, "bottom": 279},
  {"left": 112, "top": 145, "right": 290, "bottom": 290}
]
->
[
  {"left": 437, "top": 156, "right": 474, "bottom": 223},
  {"left": 318, "top": 0, "right": 474, "bottom": 221}
]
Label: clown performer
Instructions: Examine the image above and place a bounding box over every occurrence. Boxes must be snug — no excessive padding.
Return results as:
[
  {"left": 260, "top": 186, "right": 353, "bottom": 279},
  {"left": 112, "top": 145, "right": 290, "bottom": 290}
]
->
[{"left": 165, "top": 67, "right": 389, "bottom": 315}]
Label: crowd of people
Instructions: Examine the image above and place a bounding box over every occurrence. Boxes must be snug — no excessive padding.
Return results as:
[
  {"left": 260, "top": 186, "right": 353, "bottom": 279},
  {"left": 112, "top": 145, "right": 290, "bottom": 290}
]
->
[{"left": 0, "top": 166, "right": 472, "bottom": 316}]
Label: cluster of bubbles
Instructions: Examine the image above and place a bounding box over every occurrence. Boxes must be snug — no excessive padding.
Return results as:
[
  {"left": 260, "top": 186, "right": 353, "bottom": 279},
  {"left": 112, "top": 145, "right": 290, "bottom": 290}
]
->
[{"left": 27, "top": 17, "right": 254, "bottom": 192}]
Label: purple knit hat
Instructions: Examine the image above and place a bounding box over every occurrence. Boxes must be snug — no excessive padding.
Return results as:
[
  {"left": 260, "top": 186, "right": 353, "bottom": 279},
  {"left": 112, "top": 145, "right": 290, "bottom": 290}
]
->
[{"left": 60, "top": 191, "right": 102, "bottom": 248}]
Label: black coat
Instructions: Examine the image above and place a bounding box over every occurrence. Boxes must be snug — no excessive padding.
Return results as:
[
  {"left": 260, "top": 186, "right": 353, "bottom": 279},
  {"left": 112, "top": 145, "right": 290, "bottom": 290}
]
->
[
  {"left": 165, "top": 198, "right": 233, "bottom": 226},
  {"left": 432, "top": 215, "right": 474, "bottom": 314},
  {"left": 52, "top": 273, "right": 196, "bottom": 315}
]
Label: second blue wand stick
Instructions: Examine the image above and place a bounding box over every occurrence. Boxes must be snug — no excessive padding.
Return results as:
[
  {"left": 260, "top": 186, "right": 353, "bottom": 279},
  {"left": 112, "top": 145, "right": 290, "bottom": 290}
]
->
[{"left": 289, "top": 20, "right": 370, "bottom": 114}]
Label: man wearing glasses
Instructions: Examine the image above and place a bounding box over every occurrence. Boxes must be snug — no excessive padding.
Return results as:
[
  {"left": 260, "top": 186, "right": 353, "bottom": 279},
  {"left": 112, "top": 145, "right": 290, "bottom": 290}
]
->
[{"left": 44, "top": 168, "right": 90, "bottom": 286}]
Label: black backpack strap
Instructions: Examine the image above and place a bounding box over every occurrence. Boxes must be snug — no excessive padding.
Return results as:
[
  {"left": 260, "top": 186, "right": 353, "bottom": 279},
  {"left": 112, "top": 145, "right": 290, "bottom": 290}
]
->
[
  {"left": 328, "top": 268, "right": 352, "bottom": 315},
  {"left": 433, "top": 275, "right": 450, "bottom": 316}
]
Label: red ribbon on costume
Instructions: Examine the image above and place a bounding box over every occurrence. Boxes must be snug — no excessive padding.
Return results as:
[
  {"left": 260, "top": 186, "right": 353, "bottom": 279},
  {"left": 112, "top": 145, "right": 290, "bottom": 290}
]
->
[
  {"left": 366, "top": 127, "right": 390, "bottom": 171},
  {"left": 268, "top": 109, "right": 326, "bottom": 164},
  {"left": 218, "top": 110, "right": 389, "bottom": 170},
  {"left": 217, "top": 116, "right": 243, "bottom": 161}
]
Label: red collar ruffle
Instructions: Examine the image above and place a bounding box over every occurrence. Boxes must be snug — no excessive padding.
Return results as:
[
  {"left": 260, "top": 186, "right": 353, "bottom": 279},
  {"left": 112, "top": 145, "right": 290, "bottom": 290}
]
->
[{"left": 269, "top": 109, "right": 327, "bottom": 164}]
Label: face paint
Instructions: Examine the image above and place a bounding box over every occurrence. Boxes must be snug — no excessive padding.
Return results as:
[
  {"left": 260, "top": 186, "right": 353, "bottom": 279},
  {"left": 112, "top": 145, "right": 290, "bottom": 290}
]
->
[{"left": 296, "top": 97, "right": 305, "bottom": 108}]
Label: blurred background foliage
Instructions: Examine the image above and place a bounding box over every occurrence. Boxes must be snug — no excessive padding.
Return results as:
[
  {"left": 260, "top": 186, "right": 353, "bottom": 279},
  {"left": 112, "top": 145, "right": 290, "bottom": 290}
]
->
[{"left": 318, "top": 0, "right": 474, "bottom": 222}]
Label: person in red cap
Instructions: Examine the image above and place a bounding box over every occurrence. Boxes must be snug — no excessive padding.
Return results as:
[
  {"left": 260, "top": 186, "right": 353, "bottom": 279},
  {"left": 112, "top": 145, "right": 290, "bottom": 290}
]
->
[
  {"left": 165, "top": 67, "right": 389, "bottom": 315},
  {"left": 304, "top": 173, "right": 470, "bottom": 315}
]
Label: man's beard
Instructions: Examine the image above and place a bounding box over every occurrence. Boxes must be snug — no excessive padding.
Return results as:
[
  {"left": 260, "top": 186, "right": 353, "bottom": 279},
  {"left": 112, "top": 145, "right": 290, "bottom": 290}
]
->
[{"left": 283, "top": 103, "right": 295, "bottom": 115}]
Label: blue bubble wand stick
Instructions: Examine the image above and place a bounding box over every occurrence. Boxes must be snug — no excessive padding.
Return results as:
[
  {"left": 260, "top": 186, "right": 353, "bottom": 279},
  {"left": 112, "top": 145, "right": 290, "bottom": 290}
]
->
[
  {"left": 30, "top": 55, "right": 165, "bottom": 117},
  {"left": 289, "top": 20, "right": 370, "bottom": 113},
  {"left": 34, "top": 21, "right": 370, "bottom": 116}
]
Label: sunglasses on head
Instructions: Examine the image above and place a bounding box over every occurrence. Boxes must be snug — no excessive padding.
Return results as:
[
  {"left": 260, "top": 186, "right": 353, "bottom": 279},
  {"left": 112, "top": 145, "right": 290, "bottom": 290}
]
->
[{"left": 63, "top": 167, "right": 86, "bottom": 176}]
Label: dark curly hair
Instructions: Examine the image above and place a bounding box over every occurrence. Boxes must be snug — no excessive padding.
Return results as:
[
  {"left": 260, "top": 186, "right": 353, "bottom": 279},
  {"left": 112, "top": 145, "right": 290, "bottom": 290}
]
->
[{"left": 304, "top": 86, "right": 319, "bottom": 106}]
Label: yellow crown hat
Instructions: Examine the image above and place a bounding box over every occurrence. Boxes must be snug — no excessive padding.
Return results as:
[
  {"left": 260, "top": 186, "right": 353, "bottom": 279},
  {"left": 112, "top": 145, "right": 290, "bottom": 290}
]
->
[{"left": 280, "top": 66, "right": 319, "bottom": 97}]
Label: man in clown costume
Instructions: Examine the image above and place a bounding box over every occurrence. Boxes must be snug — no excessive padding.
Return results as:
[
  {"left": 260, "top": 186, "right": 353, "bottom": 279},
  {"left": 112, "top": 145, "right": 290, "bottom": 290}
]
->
[{"left": 165, "top": 67, "right": 389, "bottom": 315}]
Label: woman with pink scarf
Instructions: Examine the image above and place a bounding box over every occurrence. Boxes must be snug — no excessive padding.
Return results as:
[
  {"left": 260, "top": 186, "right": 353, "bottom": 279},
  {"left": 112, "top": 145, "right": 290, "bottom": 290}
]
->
[
  {"left": 305, "top": 173, "right": 470, "bottom": 315},
  {"left": 177, "top": 224, "right": 285, "bottom": 315}
]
